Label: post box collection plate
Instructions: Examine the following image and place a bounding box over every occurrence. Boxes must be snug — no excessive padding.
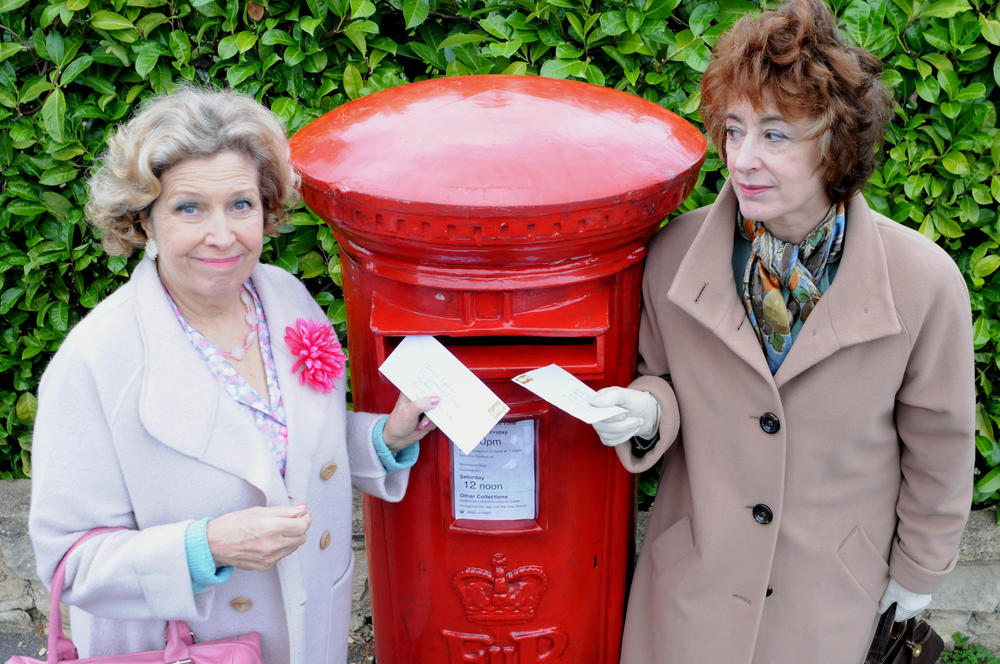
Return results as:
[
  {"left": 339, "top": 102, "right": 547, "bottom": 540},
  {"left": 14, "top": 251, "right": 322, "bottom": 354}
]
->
[{"left": 290, "top": 75, "right": 706, "bottom": 664}]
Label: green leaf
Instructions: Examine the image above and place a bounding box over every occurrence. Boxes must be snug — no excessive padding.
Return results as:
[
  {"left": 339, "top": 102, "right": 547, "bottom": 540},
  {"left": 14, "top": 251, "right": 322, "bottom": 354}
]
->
[
  {"left": 226, "top": 62, "right": 257, "bottom": 87},
  {"left": 135, "top": 12, "right": 169, "bottom": 36},
  {"left": 261, "top": 29, "right": 295, "bottom": 46},
  {"left": 501, "top": 61, "right": 528, "bottom": 75},
  {"left": 218, "top": 34, "right": 239, "bottom": 59},
  {"left": 689, "top": 2, "right": 717, "bottom": 36},
  {"left": 91, "top": 10, "right": 136, "bottom": 31},
  {"left": 0, "top": 286, "right": 24, "bottom": 314},
  {"left": 39, "top": 163, "right": 76, "bottom": 186},
  {"left": 982, "top": 17, "right": 1000, "bottom": 46},
  {"left": 169, "top": 30, "right": 191, "bottom": 64},
  {"left": 0, "top": 0, "right": 30, "bottom": 12},
  {"left": 954, "top": 83, "right": 985, "bottom": 102},
  {"left": 49, "top": 300, "right": 69, "bottom": 332},
  {"left": 973, "top": 255, "right": 1000, "bottom": 279},
  {"left": 298, "top": 251, "right": 326, "bottom": 279},
  {"left": 236, "top": 31, "right": 257, "bottom": 53},
  {"left": 40, "top": 88, "right": 65, "bottom": 143},
  {"left": 977, "top": 466, "right": 1000, "bottom": 494},
  {"left": 540, "top": 58, "right": 587, "bottom": 79},
  {"left": 625, "top": 8, "right": 642, "bottom": 33},
  {"left": 931, "top": 210, "right": 964, "bottom": 238},
  {"left": 20, "top": 77, "right": 54, "bottom": 103},
  {"left": 403, "top": 0, "right": 429, "bottom": 29},
  {"left": 60, "top": 54, "right": 93, "bottom": 85},
  {"left": 301, "top": 17, "right": 323, "bottom": 35},
  {"left": 342, "top": 63, "right": 364, "bottom": 99},
  {"left": 439, "top": 32, "right": 487, "bottom": 49},
  {"left": 940, "top": 101, "right": 961, "bottom": 118},
  {"left": 46, "top": 31, "right": 65, "bottom": 67},
  {"left": 274, "top": 248, "right": 298, "bottom": 274},
  {"left": 351, "top": 0, "right": 376, "bottom": 19},
  {"left": 134, "top": 49, "right": 160, "bottom": 78},
  {"left": 15, "top": 392, "right": 36, "bottom": 424},
  {"left": 0, "top": 42, "right": 24, "bottom": 63},
  {"left": 941, "top": 151, "right": 969, "bottom": 176},
  {"left": 600, "top": 11, "right": 627, "bottom": 36},
  {"left": 343, "top": 20, "right": 377, "bottom": 55},
  {"left": 919, "top": 0, "right": 970, "bottom": 19}
]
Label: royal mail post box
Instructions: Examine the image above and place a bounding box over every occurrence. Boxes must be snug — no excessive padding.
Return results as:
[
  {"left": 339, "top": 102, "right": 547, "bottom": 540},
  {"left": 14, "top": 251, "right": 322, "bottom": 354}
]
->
[{"left": 290, "top": 75, "right": 705, "bottom": 664}]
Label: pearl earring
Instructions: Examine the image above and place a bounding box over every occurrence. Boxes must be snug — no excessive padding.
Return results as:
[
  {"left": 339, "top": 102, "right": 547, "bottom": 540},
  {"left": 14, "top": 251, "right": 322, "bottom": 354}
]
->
[{"left": 145, "top": 238, "right": 159, "bottom": 261}]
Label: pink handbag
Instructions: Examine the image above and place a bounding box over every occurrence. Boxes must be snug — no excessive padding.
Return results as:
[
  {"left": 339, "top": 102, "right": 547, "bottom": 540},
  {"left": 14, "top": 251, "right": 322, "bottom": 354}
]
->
[{"left": 6, "top": 528, "right": 264, "bottom": 664}]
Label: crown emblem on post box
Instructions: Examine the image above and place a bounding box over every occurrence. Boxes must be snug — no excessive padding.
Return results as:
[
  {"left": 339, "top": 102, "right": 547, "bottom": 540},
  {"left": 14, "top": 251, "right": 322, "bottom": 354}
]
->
[{"left": 452, "top": 553, "right": 548, "bottom": 624}]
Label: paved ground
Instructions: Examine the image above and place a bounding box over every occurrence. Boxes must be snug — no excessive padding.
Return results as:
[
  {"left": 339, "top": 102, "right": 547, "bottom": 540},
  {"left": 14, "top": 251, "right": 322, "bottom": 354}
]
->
[{"left": 0, "top": 628, "right": 46, "bottom": 661}]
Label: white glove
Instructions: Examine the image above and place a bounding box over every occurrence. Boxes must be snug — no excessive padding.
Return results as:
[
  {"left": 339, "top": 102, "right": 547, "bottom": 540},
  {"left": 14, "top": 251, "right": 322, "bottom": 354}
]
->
[
  {"left": 879, "top": 578, "right": 932, "bottom": 622},
  {"left": 590, "top": 387, "right": 661, "bottom": 446}
]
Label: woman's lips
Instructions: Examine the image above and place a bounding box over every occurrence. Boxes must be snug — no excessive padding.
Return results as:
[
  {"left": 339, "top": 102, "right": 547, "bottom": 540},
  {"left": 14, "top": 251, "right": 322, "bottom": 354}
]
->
[
  {"left": 739, "top": 184, "right": 771, "bottom": 196},
  {"left": 197, "top": 256, "right": 241, "bottom": 268}
]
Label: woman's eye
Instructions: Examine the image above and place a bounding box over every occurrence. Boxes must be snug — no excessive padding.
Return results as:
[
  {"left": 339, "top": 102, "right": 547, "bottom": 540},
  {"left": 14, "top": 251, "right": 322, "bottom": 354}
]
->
[
  {"left": 233, "top": 199, "right": 252, "bottom": 211},
  {"left": 725, "top": 127, "right": 740, "bottom": 140},
  {"left": 764, "top": 130, "right": 787, "bottom": 142},
  {"left": 176, "top": 203, "right": 197, "bottom": 214}
]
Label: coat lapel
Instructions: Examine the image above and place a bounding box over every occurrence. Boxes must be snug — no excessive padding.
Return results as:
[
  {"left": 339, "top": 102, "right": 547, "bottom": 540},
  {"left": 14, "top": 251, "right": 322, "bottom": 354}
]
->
[
  {"left": 666, "top": 183, "right": 901, "bottom": 388},
  {"left": 667, "top": 181, "right": 774, "bottom": 384},
  {"left": 250, "top": 264, "right": 333, "bottom": 503},
  {"left": 134, "top": 260, "right": 287, "bottom": 505},
  {"left": 774, "top": 193, "right": 901, "bottom": 387}
]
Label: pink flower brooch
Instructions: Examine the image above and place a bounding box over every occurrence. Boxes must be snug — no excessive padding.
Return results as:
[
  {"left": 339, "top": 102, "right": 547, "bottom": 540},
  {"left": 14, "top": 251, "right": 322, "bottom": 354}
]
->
[{"left": 284, "top": 318, "right": 346, "bottom": 393}]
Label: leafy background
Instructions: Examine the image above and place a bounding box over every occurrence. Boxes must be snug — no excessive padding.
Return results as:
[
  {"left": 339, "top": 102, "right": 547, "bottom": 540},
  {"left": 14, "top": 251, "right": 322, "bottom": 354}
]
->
[{"left": 1, "top": 0, "right": 998, "bottom": 514}]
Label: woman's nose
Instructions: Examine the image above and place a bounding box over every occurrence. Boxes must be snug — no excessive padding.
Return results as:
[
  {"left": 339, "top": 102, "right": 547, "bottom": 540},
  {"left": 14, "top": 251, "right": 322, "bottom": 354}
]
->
[
  {"left": 729, "top": 139, "right": 760, "bottom": 173},
  {"left": 204, "top": 208, "right": 235, "bottom": 244}
]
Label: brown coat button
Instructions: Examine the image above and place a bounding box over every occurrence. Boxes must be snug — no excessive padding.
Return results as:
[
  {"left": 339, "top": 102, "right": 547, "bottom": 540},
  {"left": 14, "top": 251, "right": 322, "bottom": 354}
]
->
[
  {"left": 230, "top": 597, "right": 252, "bottom": 612},
  {"left": 320, "top": 531, "right": 332, "bottom": 549},
  {"left": 320, "top": 462, "right": 338, "bottom": 481}
]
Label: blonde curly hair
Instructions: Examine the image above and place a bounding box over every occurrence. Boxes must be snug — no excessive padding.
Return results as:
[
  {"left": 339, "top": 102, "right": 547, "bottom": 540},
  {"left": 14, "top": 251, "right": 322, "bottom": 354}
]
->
[{"left": 86, "top": 86, "right": 299, "bottom": 256}]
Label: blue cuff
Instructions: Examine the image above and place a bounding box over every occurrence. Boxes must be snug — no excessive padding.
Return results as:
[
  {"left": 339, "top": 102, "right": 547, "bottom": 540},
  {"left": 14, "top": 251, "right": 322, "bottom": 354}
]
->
[
  {"left": 185, "top": 517, "right": 233, "bottom": 594},
  {"left": 373, "top": 415, "right": 420, "bottom": 474}
]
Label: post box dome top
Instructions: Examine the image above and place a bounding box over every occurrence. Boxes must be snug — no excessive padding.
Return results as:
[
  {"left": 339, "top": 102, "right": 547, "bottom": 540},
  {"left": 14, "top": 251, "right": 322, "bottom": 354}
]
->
[{"left": 290, "top": 75, "right": 706, "bottom": 212}]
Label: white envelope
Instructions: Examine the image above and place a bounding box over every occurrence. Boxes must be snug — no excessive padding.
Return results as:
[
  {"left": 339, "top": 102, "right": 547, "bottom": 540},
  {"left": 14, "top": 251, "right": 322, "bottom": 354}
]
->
[
  {"left": 378, "top": 335, "right": 510, "bottom": 454},
  {"left": 511, "top": 364, "right": 626, "bottom": 424}
]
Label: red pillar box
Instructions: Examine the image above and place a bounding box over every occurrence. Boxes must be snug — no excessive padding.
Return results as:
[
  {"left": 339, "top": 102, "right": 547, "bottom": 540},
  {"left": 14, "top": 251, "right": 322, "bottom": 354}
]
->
[{"left": 290, "top": 75, "right": 704, "bottom": 664}]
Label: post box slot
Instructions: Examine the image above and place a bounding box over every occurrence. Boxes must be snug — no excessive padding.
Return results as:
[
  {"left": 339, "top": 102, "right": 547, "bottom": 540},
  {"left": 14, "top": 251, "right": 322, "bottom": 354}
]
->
[{"left": 381, "top": 335, "right": 602, "bottom": 376}]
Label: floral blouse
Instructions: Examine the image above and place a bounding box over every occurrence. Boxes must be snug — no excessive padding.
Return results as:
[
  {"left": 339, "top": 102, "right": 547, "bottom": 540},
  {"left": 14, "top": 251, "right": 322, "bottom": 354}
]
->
[{"left": 164, "top": 281, "right": 289, "bottom": 476}]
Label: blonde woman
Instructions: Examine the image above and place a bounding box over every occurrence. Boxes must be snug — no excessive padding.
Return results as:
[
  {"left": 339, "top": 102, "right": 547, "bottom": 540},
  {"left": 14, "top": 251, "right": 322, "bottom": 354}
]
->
[{"left": 29, "top": 87, "right": 436, "bottom": 664}]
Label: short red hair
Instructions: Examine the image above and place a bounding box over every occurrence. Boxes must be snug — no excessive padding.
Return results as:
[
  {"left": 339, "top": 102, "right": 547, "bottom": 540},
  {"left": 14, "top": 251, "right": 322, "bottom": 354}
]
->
[{"left": 700, "top": 0, "right": 892, "bottom": 202}]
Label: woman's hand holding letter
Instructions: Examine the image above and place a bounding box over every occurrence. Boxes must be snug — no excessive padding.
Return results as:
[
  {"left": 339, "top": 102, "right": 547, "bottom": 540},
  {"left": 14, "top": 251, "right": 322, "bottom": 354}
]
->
[{"left": 590, "top": 387, "right": 661, "bottom": 446}]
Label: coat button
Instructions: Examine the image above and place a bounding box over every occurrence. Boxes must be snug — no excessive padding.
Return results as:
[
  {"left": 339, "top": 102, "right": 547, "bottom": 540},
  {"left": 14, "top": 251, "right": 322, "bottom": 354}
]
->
[
  {"left": 320, "top": 462, "right": 338, "bottom": 481},
  {"left": 766, "top": 586, "right": 773, "bottom": 597},
  {"left": 320, "top": 531, "right": 332, "bottom": 549},
  {"left": 230, "top": 597, "right": 253, "bottom": 612},
  {"left": 752, "top": 504, "right": 773, "bottom": 524},
  {"left": 759, "top": 413, "right": 780, "bottom": 434}
]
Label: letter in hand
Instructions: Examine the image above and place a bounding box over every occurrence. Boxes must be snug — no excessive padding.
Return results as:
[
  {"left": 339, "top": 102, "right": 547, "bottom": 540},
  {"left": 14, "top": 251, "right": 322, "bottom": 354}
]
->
[
  {"left": 206, "top": 505, "right": 312, "bottom": 571},
  {"left": 381, "top": 393, "right": 440, "bottom": 453},
  {"left": 589, "top": 386, "right": 661, "bottom": 446}
]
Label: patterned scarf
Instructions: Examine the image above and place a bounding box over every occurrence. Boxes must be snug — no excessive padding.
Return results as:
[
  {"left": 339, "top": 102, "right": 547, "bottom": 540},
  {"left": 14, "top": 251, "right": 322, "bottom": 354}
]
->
[{"left": 738, "top": 202, "right": 846, "bottom": 373}]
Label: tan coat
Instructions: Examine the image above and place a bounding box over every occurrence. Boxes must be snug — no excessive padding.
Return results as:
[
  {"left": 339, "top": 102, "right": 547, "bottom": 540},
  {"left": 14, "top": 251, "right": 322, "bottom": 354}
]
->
[{"left": 616, "top": 182, "right": 975, "bottom": 664}]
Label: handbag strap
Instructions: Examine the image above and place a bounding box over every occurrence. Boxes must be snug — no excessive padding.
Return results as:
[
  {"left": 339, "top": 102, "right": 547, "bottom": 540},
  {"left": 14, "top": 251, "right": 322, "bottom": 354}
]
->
[
  {"left": 866, "top": 603, "right": 899, "bottom": 664},
  {"left": 46, "top": 528, "right": 194, "bottom": 664}
]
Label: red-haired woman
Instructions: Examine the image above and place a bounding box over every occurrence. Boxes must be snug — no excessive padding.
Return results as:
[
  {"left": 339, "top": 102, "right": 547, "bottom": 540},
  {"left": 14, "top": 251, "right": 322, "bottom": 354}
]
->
[{"left": 590, "top": 0, "right": 975, "bottom": 661}]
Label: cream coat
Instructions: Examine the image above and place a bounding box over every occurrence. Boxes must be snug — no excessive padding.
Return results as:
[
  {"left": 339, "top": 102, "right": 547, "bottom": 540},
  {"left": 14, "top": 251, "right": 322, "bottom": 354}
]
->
[
  {"left": 29, "top": 259, "right": 408, "bottom": 664},
  {"left": 616, "top": 182, "right": 975, "bottom": 664}
]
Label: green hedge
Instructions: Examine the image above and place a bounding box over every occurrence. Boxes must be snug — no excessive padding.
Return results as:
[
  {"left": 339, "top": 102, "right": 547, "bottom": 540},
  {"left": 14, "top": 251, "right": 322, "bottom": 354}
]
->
[{"left": 1, "top": 0, "right": 998, "bottom": 510}]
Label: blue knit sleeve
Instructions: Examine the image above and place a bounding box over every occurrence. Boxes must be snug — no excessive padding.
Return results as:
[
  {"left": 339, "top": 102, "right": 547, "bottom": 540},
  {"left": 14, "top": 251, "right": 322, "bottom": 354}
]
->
[
  {"left": 185, "top": 517, "right": 233, "bottom": 594},
  {"left": 372, "top": 415, "right": 420, "bottom": 473}
]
